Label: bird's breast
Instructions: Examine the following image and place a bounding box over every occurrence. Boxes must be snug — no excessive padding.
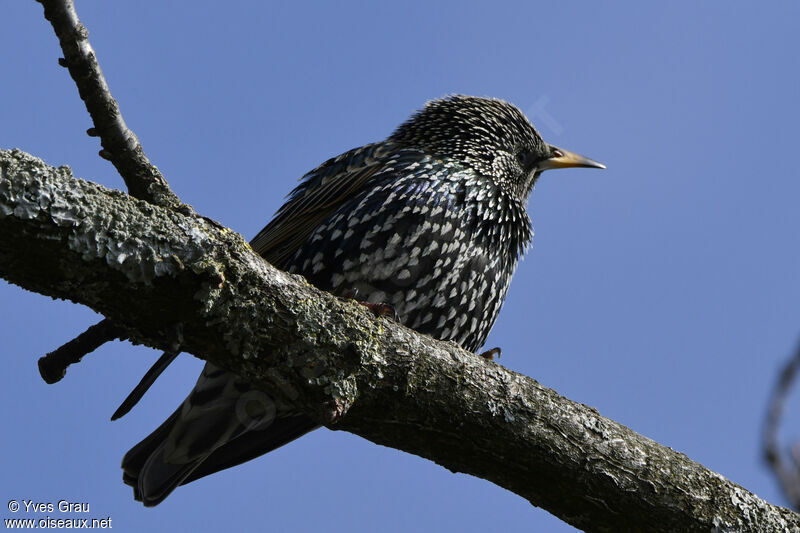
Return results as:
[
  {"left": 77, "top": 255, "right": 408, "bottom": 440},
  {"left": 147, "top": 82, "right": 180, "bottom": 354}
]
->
[{"left": 288, "top": 161, "right": 530, "bottom": 352}]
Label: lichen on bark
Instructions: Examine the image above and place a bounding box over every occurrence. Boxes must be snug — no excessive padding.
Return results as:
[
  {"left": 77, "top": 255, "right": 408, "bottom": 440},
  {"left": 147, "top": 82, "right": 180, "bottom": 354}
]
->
[{"left": 1, "top": 148, "right": 797, "bottom": 533}]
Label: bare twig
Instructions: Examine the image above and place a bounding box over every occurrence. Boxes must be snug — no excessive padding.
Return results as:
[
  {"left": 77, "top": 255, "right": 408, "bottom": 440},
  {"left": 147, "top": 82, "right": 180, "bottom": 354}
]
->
[
  {"left": 33, "top": 0, "right": 184, "bottom": 392},
  {"left": 110, "top": 350, "right": 180, "bottom": 420},
  {"left": 35, "top": 0, "right": 181, "bottom": 208},
  {"left": 2, "top": 148, "right": 798, "bottom": 533},
  {"left": 37, "top": 319, "right": 126, "bottom": 384},
  {"left": 764, "top": 339, "right": 800, "bottom": 509}
]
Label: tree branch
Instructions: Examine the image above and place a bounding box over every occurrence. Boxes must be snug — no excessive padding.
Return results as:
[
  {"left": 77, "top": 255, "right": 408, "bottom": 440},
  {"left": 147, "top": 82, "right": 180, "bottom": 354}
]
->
[
  {"left": 0, "top": 148, "right": 797, "bottom": 532},
  {"left": 36, "top": 0, "right": 180, "bottom": 208},
  {"left": 764, "top": 340, "right": 800, "bottom": 509},
  {"left": 35, "top": 0, "right": 186, "bottom": 380},
  {"left": 37, "top": 318, "right": 125, "bottom": 383}
]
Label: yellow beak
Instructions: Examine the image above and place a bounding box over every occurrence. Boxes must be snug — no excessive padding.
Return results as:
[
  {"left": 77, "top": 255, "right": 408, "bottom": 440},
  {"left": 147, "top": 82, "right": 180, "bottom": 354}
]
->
[{"left": 538, "top": 145, "right": 605, "bottom": 171}]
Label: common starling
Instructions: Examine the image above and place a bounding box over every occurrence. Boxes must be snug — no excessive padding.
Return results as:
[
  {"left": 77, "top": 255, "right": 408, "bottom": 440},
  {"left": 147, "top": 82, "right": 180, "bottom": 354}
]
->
[{"left": 121, "top": 95, "right": 604, "bottom": 506}]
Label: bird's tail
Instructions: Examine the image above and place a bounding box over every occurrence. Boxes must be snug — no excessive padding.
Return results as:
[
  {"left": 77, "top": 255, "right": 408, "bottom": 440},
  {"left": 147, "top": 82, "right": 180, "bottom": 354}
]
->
[
  {"left": 121, "top": 363, "right": 318, "bottom": 506},
  {"left": 121, "top": 405, "right": 183, "bottom": 502}
]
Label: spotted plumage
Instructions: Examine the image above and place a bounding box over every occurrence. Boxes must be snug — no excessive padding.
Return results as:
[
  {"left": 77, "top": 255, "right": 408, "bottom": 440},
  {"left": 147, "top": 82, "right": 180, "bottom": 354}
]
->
[
  {"left": 286, "top": 146, "right": 528, "bottom": 350},
  {"left": 121, "top": 95, "right": 604, "bottom": 506}
]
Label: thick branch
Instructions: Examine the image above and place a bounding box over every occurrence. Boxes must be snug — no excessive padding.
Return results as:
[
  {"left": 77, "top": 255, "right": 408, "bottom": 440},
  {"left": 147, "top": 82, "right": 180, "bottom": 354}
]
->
[
  {"left": 0, "top": 148, "right": 797, "bottom": 533},
  {"left": 36, "top": 0, "right": 180, "bottom": 208}
]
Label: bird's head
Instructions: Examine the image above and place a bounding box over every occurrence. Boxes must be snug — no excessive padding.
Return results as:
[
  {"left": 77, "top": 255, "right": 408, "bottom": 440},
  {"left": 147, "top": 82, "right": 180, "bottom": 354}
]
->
[{"left": 389, "top": 95, "right": 604, "bottom": 201}]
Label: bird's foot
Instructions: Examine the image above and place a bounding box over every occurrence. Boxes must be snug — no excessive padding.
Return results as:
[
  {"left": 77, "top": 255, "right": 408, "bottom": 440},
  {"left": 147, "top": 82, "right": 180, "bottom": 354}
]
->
[
  {"left": 337, "top": 288, "right": 359, "bottom": 300},
  {"left": 360, "top": 302, "right": 400, "bottom": 321},
  {"left": 337, "top": 288, "right": 399, "bottom": 321},
  {"left": 479, "top": 347, "right": 501, "bottom": 360}
]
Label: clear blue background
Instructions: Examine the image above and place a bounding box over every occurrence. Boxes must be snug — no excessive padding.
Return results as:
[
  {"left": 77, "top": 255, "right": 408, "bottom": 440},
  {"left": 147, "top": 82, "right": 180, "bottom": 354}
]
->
[{"left": 2, "top": 2, "right": 799, "bottom": 531}]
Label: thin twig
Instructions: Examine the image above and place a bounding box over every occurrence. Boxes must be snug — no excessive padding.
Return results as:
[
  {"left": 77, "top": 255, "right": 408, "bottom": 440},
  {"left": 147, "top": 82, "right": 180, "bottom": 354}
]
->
[
  {"left": 38, "top": 319, "right": 127, "bottom": 384},
  {"left": 763, "top": 339, "right": 800, "bottom": 509},
  {"left": 111, "top": 351, "right": 180, "bottom": 420},
  {"left": 34, "top": 0, "right": 183, "bottom": 390},
  {"left": 36, "top": 0, "right": 181, "bottom": 208}
]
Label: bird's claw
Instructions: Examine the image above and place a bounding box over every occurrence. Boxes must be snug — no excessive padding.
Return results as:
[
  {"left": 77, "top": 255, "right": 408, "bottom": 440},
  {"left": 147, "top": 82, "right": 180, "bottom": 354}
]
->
[
  {"left": 360, "top": 302, "right": 400, "bottom": 321},
  {"left": 337, "top": 288, "right": 359, "bottom": 300},
  {"left": 479, "top": 347, "right": 501, "bottom": 360},
  {"left": 337, "top": 288, "right": 399, "bottom": 321}
]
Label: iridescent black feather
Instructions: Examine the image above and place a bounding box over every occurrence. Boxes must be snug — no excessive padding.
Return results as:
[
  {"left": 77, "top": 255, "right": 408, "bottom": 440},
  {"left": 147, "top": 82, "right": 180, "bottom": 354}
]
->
[{"left": 121, "top": 95, "right": 601, "bottom": 506}]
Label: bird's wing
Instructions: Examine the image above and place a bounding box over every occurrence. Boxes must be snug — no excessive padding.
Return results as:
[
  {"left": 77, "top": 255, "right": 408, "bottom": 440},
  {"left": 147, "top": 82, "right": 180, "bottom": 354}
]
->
[
  {"left": 113, "top": 143, "right": 395, "bottom": 421},
  {"left": 122, "top": 144, "right": 433, "bottom": 505},
  {"left": 250, "top": 142, "right": 392, "bottom": 268}
]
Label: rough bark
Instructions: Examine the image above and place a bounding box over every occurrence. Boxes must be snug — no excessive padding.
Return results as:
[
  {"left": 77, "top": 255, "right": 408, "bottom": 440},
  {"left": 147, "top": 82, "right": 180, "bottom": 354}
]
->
[{"left": 1, "top": 148, "right": 797, "bottom": 533}]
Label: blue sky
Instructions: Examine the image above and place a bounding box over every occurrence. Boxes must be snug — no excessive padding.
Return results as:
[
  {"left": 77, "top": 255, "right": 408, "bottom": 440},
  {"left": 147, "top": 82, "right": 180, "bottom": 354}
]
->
[{"left": 2, "top": 2, "right": 800, "bottom": 531}]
